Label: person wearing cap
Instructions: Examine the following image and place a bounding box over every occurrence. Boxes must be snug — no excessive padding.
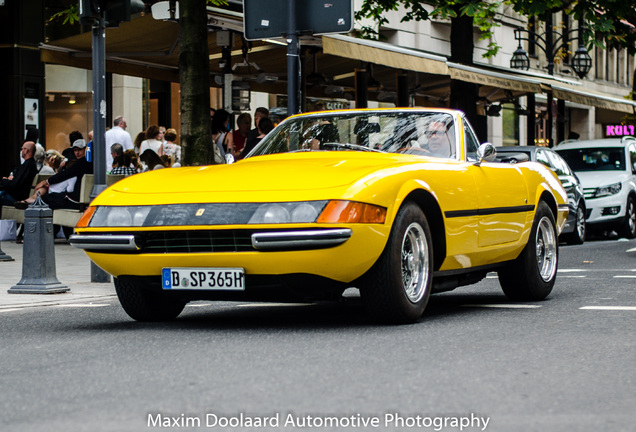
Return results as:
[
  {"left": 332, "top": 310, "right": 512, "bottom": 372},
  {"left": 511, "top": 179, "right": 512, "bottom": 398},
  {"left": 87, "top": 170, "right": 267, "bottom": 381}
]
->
[{"left": 14, "top": 139, "right": 93, "bottom": 210}]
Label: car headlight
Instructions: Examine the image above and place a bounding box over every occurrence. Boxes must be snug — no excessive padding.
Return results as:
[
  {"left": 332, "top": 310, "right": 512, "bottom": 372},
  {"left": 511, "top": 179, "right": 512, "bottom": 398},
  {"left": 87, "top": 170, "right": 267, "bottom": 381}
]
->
[
  {"left": 594, "top": 182, "right": 622, "bottom": 198},
  {"left": 82, "top": 206, "right": 154, "bottom": 227},
  {"left": 78, "top": 200, "right": 387, "bottom": 228}
]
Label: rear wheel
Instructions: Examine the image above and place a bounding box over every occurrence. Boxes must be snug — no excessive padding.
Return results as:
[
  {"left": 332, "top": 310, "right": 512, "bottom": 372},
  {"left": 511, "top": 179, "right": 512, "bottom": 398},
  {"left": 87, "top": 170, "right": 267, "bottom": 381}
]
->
[
  {"left": 564, "top": 202, "right": 586, "bottom": 245},
  {"left": 114, "top": 278, "right": 186, "bottom": 321},
  {"left": 361, "top": 202, "right": 433, "bottom": 324},
  {"left": 618, "top": 195, "right": 636, "bottom": 239},
  {"left": 498, "top": 201, "right": 558, "bottom": 301}
]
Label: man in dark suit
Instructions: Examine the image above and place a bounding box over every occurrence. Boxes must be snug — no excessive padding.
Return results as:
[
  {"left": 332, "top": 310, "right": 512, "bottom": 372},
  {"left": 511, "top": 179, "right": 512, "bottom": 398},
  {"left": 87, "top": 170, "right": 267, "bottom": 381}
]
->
[{"left": 0, "top": 141, "right": 38, "bottom": 206}]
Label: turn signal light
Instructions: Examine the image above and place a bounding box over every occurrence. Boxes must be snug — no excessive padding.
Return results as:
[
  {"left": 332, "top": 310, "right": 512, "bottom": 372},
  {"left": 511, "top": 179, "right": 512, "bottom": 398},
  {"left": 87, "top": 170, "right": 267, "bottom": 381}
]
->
[
  {"left": 76, "top": 206, "right": 97, "bottom": 228},
  {"left": 317, "top": 201, "right": 387, "bottom": 224}
]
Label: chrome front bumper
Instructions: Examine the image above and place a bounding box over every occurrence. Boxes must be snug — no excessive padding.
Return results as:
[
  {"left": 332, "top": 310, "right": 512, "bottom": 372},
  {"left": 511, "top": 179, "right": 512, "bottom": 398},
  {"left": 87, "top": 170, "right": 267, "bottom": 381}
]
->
[{"left": 69, "top": 228, "right": 353, "bottom": 252}]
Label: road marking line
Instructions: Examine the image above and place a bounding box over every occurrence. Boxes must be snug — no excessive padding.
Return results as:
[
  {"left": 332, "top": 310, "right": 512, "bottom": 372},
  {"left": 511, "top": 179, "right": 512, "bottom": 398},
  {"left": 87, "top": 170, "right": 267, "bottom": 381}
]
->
[
  {"left": 580, "top": 306, "right": 636, "bottom": 311},
  {"left": 558, "top": 269, "right": 587, "bottom": 272},
  {"left": 559, "top": 275, "right": 586, "bottom": 278},
  {"left": 461, "top": 304, "right": 541, "bottom": 309},
  {"left": 0, "top": 308, "right": 23, "bottom": 313},
  {"left": 626, "top": 247, "right": 636, "bottom": 253},
  {"left": 613, "top": 275, "right": 636, "bottom": 278},
  {"left": 54, "top": 303, "right": 111, "bottom": 308},
  {"left": 238, "top": 303, "right": 314, "bottom": 308}
]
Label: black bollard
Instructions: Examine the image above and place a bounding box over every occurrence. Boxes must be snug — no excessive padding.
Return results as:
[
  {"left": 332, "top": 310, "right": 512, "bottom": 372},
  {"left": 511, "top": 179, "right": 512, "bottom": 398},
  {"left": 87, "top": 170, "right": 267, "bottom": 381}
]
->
[{"left": 8, "top": 195, "right": 68, "bottom": 294}]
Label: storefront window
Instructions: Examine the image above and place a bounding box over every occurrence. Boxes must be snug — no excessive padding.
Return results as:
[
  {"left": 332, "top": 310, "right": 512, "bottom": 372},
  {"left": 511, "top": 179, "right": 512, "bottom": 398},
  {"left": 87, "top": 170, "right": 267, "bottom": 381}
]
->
[
  {"left": 501, "top": 103, "right": 519, "bottom": 146},
  {"left": 44, "top": 92, "right": 93, "bottom": 154}
]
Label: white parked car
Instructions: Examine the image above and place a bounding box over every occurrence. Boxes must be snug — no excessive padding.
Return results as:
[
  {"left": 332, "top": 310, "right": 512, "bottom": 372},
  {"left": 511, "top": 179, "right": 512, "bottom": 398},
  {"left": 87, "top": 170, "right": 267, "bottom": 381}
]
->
[{"left": 555, "top": 137, "right": 636, "bottom": 238}]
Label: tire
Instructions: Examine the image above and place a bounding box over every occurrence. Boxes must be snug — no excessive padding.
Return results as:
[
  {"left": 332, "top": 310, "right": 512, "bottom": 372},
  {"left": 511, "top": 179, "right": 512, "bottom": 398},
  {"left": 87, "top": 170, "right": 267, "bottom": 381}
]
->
[
  {"left": 618, "top": 195, "right": 636, "bottom": 239},
  {"left": 114, "top": 277, "right": 186, "bottom": 322},
  {"left": 564, "top": 202, "right": 586, "bottom": 245},
  {"left": 361, "top": 202, "right": 433, "bottom": 324},
  {"left": 498, "top": 201, "right": 558, "bottom": 301}
]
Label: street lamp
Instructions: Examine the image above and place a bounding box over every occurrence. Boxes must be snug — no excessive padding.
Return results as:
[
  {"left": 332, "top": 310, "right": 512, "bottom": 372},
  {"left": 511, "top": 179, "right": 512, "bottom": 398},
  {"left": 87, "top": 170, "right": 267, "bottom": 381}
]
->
[
  {"left": 510, "top": 20, "right": 592, "bottom": 78},
  {"left": 571, "top": 46, "right": 593, "bottom": 79},
  {"left": 510, "top": 44, "right": 530, "bottom": 71},
  {"left": 510, "top": 15, "right": 593, "bottom": 148}
]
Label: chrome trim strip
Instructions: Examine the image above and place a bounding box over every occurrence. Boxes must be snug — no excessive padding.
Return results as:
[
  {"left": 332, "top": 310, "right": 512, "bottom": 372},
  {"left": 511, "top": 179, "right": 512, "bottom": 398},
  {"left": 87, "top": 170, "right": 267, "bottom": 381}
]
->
[
  {"left": 68, "top": 235, "right": 139, "bottom": 251},
  {"left": 251, "top": 229, "right": 352, "bottom": 251}
]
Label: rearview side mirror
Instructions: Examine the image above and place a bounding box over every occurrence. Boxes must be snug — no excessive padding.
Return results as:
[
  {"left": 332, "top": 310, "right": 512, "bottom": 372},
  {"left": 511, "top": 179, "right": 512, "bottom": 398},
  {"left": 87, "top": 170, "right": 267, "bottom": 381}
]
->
[{"left": 475, "top": 142, "right": 497, "bottom": 165}]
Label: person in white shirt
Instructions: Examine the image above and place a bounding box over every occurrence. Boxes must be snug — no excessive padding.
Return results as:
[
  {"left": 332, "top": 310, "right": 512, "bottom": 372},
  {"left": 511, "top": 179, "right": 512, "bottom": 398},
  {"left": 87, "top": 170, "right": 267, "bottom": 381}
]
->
[{"left": 105, "top": 116, "right": 133, "bottom": 172}]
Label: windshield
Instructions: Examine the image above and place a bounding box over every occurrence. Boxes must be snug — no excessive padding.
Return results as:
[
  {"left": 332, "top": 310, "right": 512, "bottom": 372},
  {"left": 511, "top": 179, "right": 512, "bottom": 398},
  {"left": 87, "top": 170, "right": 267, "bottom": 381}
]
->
[
  {"left": 557, "top": 147, "right": 625, "bottom": 172},
  {"left": 247, "top": 111, "right": 457, "bottom": 160}
]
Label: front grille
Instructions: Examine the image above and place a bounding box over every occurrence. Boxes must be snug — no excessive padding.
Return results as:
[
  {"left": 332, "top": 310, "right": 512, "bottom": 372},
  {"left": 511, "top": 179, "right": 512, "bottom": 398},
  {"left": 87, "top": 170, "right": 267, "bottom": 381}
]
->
[
  {"left": 136, "top": 230, "right": 255, "bottom": 253},
  {"left": 583, "top": 188, "right": 597, "bottom": 199}
]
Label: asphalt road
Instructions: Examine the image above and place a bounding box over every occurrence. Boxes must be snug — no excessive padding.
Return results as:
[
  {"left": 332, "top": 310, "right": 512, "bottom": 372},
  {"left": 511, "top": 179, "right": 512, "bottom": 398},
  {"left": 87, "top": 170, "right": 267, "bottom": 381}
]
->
[{"left": 1, "top": 237, "right": 635, "bottom": 432}]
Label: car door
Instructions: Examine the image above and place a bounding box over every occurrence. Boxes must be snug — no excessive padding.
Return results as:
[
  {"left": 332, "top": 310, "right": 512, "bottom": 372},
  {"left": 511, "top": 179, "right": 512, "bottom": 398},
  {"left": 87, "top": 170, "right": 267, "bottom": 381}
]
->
[{"left": 463, "top": 124, "right": 529, "bottom": 247}]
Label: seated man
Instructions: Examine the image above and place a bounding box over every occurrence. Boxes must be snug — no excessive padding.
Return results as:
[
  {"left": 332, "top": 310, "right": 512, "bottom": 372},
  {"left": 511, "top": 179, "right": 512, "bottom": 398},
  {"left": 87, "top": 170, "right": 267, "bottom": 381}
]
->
[
  {"left": 0, "top": 141, "right": 38, "bottom": 206},
  {"left": 14, "top": 139, "right": 93, "bottom": 210}
]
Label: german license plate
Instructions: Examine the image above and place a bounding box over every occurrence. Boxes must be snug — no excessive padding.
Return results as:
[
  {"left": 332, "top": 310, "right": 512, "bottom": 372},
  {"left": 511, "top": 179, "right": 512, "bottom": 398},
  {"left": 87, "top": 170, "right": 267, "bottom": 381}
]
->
[{"left": 162, "top": 268, "right": 245, "bottom": 291}]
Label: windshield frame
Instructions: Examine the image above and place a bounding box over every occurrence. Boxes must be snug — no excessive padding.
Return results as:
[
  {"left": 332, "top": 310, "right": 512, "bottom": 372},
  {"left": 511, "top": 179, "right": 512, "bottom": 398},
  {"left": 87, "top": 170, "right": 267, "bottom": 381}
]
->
[{"left": 244, "top": 109, "right": 461, "bottom": 161}]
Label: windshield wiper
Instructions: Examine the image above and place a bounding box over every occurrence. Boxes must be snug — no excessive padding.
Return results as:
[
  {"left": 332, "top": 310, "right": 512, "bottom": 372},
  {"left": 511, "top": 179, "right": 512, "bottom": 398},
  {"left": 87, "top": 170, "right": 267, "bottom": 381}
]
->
[{"left": 322, "top": 142, "right": 385, "bottom": 153}]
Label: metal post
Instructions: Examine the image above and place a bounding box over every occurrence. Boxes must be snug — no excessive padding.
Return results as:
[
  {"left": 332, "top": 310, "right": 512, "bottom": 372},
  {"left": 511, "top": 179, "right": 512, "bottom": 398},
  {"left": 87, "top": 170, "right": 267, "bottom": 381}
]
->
[
  {"left": 286, "top": 0, "right": 300, "bottom": 115},
  {"left": 90, "top": 18, "right": 111, "bottom": 283},
  {"left": 396, "top": 71, "right": 409, "bottom": 107},
  {"left": 544, "top": 14, "right": 555, "bottom": 147},
  {"left": 8, "top": 196, "right": 68, "bottom": 294},
  {"left": 527, "top": 93, "right": 536, "bottom": 146},
  {"left": 91, "top": 18, "right": 107, "bottom": 199},
  {"left": 355, "top": 66, "right": 368, "bottom": 109}
]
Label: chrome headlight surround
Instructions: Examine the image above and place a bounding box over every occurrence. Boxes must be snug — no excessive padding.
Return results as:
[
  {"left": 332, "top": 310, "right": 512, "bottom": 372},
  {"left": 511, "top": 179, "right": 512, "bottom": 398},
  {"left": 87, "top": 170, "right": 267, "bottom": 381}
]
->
[
  {"left": 594, "top": 182, "right": 622, "bottom": 198},
  {"left": 84, "top": 201, "right": 329, "bottom": 227},
  {"left": 82, "top": 200, "right": 387, "bottom": 228}
]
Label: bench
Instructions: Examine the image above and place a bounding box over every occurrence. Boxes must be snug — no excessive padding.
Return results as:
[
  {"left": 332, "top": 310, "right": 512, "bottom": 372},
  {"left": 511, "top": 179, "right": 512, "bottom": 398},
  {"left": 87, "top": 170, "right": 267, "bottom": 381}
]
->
[
  {"left": 2, "top": 174, "right": 125, "bottom": 230},
  {"left": 1, "top": 174, "right": 52, "bottom": 225}
]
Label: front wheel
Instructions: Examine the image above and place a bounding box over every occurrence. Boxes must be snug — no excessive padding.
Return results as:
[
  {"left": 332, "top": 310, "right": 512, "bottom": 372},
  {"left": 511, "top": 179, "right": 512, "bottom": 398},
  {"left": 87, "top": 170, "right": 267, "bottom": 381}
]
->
[
  {"left": 361, "top": 202, "right": 433, "bottom": 324},
  {"left": 618, "top": 195, "right": 636, "bottom": 239},
  {"left": 498, "top": 201, "right": 558, "bottom": 301},
  {"left": 114, "top": 278, "right": 186, "bottom": 322}
]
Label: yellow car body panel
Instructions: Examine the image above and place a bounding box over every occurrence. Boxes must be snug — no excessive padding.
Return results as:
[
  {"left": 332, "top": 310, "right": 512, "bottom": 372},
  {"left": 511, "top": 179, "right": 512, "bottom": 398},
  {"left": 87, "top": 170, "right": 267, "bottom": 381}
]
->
[{"left": 78, "top": 149, "right": 567, "bottom": 282}]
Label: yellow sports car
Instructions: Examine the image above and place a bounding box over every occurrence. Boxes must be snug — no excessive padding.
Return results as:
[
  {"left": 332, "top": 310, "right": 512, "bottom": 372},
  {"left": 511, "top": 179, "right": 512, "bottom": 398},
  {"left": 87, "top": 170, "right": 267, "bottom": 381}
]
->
[{"left": 70, "top": 108, "right": 568, "bottom": 323}]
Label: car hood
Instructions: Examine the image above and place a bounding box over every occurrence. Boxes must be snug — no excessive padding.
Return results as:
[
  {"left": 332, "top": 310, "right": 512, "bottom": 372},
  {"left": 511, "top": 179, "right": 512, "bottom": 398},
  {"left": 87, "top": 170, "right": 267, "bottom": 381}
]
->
[
  {"left": 574, "top": 170, "right": 630, "bottom": 188},
  {"left": 97, "top": 152, "right": 440, "bottom": 205}
]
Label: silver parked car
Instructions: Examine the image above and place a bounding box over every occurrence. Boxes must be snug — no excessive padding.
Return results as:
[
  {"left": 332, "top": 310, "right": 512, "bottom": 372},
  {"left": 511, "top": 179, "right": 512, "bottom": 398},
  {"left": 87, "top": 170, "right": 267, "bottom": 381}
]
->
[{"left": 496, "top": 146, "right": 587, "bottom": 244}]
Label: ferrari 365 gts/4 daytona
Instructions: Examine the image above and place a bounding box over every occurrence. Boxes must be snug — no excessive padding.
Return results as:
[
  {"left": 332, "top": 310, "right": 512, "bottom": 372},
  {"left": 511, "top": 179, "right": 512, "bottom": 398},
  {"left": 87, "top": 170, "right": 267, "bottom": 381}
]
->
[{"left": 70, "top": 108, "right": 569, "bottom": 323}]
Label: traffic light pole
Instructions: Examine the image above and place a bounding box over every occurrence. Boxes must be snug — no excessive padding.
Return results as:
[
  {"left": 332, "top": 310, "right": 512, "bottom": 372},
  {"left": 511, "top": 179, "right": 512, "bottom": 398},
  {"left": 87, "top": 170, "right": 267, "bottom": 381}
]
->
[
  {"left": 90, "top": 18, "right": 110, "bottom": 283},
  {"left": 286, "top": 0, "right": 300, "bottom": 115}
]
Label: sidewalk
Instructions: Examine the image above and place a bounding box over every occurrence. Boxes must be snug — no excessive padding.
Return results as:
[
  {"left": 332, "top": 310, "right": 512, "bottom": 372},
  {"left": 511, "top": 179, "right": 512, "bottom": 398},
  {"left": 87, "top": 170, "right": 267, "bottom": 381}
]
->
[{"left": 0, "top": 240, "right": 116, "bottom": 310}]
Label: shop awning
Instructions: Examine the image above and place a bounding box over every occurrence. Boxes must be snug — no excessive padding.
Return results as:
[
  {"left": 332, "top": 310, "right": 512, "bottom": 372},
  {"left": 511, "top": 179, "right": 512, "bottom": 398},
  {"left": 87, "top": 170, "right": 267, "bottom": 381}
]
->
[
  {"left": 447, "top": 62, "right": 544, "bottom": 94},
  {"left": 322, "top": 34, "right": 449, "bottom": 76},
  {"left": 551, "top": 83, "right": 636, "bottom": 114}
]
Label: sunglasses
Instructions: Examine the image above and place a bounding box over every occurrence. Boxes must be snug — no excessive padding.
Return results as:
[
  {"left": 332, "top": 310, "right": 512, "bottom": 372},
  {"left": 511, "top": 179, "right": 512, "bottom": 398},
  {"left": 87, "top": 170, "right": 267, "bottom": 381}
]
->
[{"left": 426, "top": 130, "right": 446, "bottom": 137}]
